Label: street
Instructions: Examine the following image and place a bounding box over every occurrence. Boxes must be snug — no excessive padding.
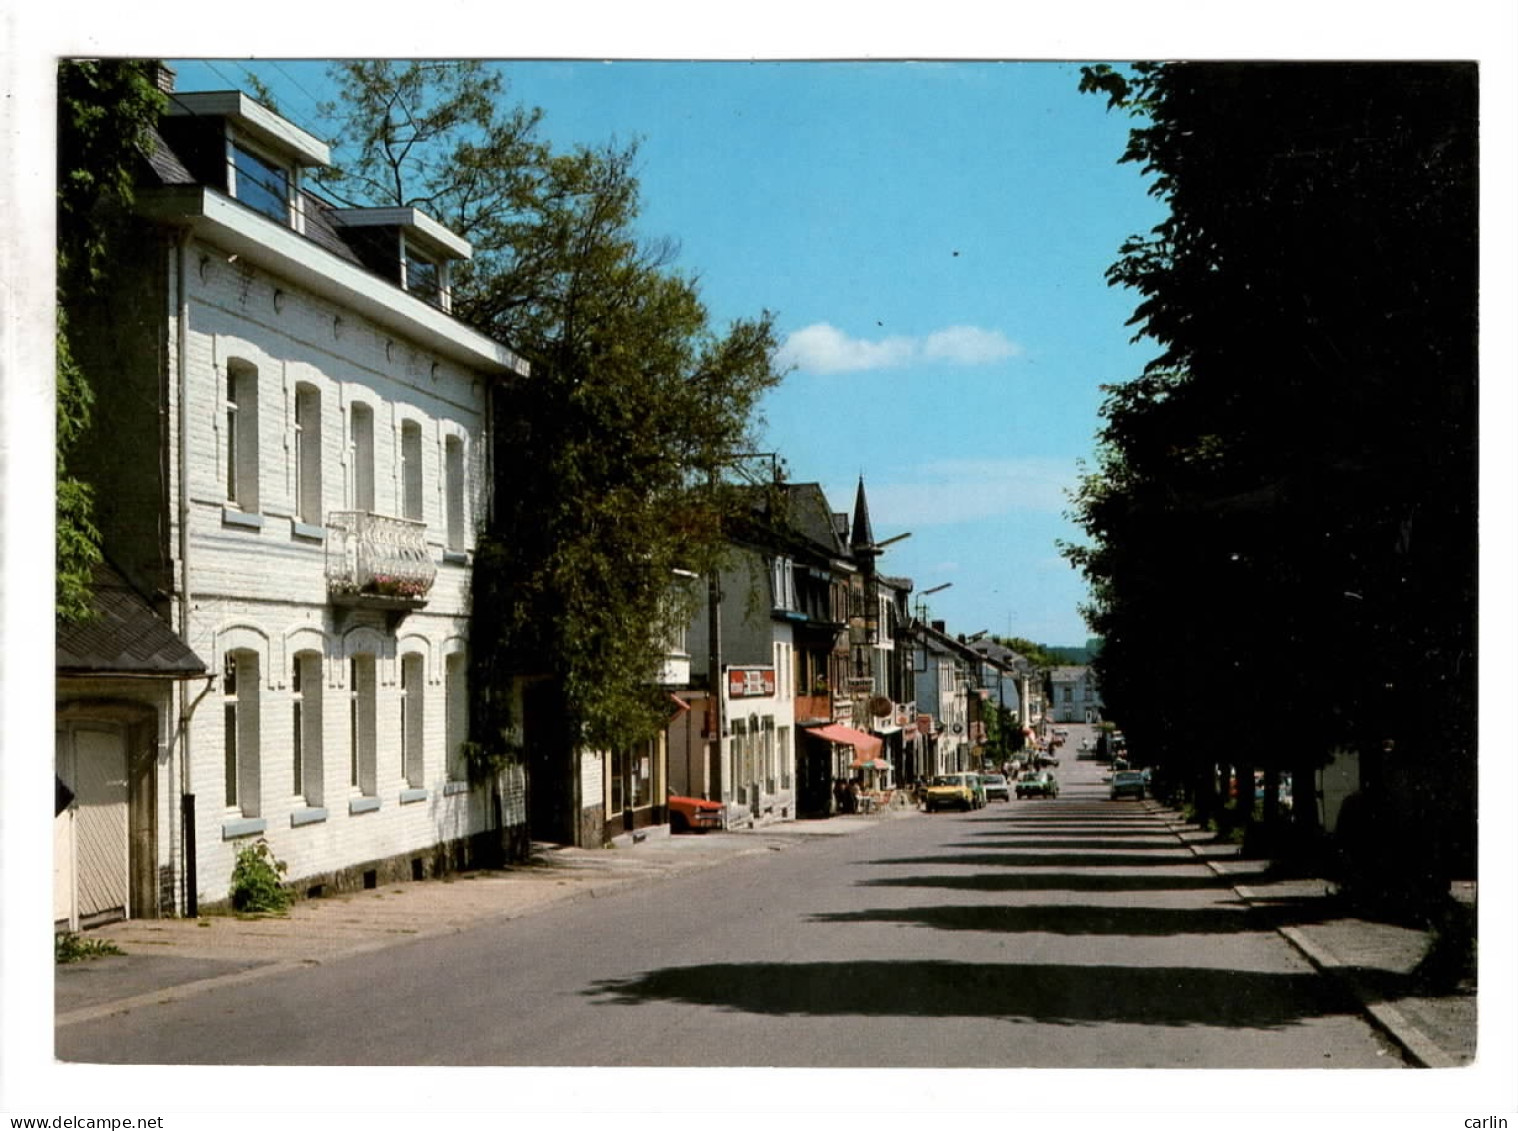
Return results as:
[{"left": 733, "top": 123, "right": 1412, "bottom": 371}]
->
[{"left": 56, "top": 727, "right": 1403, "bottom": 1068}]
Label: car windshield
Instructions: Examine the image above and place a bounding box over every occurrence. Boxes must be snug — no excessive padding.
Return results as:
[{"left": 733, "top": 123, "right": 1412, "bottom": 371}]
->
[
  {"left": 1115, "top": 772, "right": 1143, "bottom": 783},
  {"left": 931, "top": 776, "right": 958, "bottom": 787},
  {"left": 982, "top": 775, "right": 1005, "bottom": 784}
]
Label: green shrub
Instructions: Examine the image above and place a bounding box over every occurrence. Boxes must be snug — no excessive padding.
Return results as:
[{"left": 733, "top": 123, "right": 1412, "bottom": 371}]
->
[
  {"left": 229, "top": 838, "right": 291, "bottom": 913},
  {"left": 56, "top": 931, "right": 123, "bottom": 963}
]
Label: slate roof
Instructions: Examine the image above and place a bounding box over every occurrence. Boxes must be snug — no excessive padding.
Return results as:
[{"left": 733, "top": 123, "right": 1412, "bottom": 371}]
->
[
  {"left": 141, "top": 126, "right": 369, "bottom": 270},
  {"left": 56, "top": 561, "right": 207, "bottom": 677}
]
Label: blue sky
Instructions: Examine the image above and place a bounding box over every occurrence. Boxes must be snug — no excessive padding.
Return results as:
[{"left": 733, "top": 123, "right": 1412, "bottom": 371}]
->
[{"left": 169, "top": 58, "right": 1164, "bottom": 646}]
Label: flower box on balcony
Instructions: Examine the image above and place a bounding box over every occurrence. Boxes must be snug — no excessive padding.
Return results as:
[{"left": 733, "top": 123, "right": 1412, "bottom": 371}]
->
[{"left": 325, "top": 511, "right": 436, "bottom": 627}]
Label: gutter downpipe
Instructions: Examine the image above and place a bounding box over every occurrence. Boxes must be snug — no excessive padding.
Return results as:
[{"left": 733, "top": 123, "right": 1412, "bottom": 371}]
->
[{"left": 174, "top": 231, "right": 200, "bottom": 917}]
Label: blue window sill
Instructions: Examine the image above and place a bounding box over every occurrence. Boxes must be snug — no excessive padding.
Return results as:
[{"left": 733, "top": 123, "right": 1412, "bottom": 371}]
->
[
  {"left": 399, "top": 788, "right": 428, "bottom": 805},
  {"left": 442, "top": 549, "right": 469, "bottom": 565},
  {"left": 291, "top": 521, "right": 325, "bottom": 542},
  {"left": 442, "top": 780, "right": 470, "bottom": 796},
  {"left": 222, "top": 507, "right": 265, "bottom": 531},
  {"left": 349, "top": 797, "right": 381, "bottom": 815},
  {"left": 290, "top": 807, "right": 328, "bottom": 827},
  {"left": 221, "top": 817, "right": 267, "bottom": 840}
]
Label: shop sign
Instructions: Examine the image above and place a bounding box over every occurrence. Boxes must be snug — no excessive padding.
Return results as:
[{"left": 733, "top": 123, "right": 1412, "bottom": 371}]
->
[{"left": 727, "top": 666, "right": 776, "bottom": 698}]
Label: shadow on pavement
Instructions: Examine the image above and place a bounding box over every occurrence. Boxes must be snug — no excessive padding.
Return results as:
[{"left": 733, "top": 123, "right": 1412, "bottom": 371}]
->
[
  {"left": 868, "top": 852, "right": 1200, "bottom": 869},
  {"left": 807, "top": 901, "right": 1330, "bottom": 936},
  {"left": 584, "top": 958, "right": 1377, "bottom": 1030},
  {"left": 858, "top": 871, "right": 1230, "bottom": 893}
]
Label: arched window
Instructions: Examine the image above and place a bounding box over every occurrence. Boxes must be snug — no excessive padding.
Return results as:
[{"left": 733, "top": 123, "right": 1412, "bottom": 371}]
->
[
  {"left": 401, "top": 653, "right": 425, "bottom": 789},
  {"left": 293, "top": 383, "right": 322, "bottom": 524},
  {"left": 291, "top": 651, "right": 324, "bottom": 805},
  {"left": 350, "top": 403, "right": 375, "bottom": 513},
  {"left": 226, "top": 361, "right": 260, "bottom": 511},
  {"left": 224, "top": 650, "right": 261, "bottom": 817},
  {"left": 444, "top": 434, "right": 466, "bottom": 551},
  {"left": 401, "top": 419, "right": 424, "bottom": 522},
  {"left": 445, "top": 650, "right": 468, "bottom": 783},
  {"left": 349, "top": 654, "right": 377, "bottom": 796}
]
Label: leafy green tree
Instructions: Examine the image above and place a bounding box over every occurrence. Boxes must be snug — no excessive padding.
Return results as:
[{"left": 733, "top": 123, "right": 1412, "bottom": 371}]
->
[
  {"left": 320, "top": 62, "right": 784, "bottom": 841},
  {"left": 55, "top": 59, "right": 167, "bottom": 621},
  {"left": 1067, "top": 63, "right": 1477, "bottom": 894}
]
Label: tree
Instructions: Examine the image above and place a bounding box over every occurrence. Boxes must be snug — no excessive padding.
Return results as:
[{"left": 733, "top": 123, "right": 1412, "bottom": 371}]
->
[
  {"left": 320, "top": 62, "right": 784, "bottom": 839},
  {"left": 1067, "top": 63, "right": 1477, "bottom": 894},
  {"left": 55, "top": 59, "right": 167, "bottom": 621}
]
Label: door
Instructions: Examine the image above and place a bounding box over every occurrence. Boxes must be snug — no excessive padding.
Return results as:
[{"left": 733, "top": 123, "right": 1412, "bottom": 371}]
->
[{"left": 59, "top": 722, "right": 130, "bottom": 925}]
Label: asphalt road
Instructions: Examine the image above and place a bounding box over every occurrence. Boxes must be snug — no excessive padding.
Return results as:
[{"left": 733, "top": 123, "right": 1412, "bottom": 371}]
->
[{"left": 56, "top": 724, "right": 1403, "bottom": 1068}]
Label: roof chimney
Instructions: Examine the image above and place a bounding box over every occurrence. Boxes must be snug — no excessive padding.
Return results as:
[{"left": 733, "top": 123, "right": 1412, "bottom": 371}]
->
[
  {"left": 154, "top": 63, "right": 176, "bottom": 94},
  {"left": 932, "top": 620, "right": 946, "bottom": 634}
]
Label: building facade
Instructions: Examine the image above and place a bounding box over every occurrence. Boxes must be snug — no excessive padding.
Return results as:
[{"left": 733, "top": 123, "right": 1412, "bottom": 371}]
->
[{"left": 59, "top": 84, "right": 529, "bottom": 914}]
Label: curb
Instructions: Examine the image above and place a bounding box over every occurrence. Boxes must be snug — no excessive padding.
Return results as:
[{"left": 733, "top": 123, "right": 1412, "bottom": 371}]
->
[{"left": 1162, "top": 816, "right": 1450, "bottom": 1069}]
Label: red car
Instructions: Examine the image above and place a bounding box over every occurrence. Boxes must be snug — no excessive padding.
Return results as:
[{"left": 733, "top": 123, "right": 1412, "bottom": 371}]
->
[{"left": 668, "top": 795, "right": 725, "bottom": 833}]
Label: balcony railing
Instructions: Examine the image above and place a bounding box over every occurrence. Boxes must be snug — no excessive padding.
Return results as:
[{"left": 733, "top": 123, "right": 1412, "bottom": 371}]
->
[{"left": 325, "top": 511, "right": 436, "bottom": 610}]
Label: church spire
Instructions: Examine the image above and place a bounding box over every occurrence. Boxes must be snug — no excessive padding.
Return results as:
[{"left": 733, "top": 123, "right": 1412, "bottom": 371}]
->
[{"left": 851, "top": 476, "right": 877, "bottom": 557}]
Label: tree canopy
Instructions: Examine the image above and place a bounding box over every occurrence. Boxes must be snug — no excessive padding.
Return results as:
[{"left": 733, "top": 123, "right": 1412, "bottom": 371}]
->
[
  {"left": 55, "top": 59, "right": 167, "bottom": 621},
  {"left": 319, "top": 62, "right": 784, "bottom": 762},
  {"left": 1066, "top": 63, "right": 1477, "bottom": 875}
]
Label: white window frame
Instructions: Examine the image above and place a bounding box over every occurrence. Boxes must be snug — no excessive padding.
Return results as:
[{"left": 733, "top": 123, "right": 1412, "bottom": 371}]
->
[
  {"left": 228, "top": 132, "right": 297, "bottom": 229},
  {"left": 349, "top": 401, "right": 376, "bottom": 514},
  {"left": 293, "top": 382, "right": 322, "bottom": 524},
  {"left": 292, "top": 651, "right": 324, "bottom": 806},
  {"left": 224, "top": 650, "right": 261, "bottom": 817},
  {"left": 401, "top": 652, "right": 425, "bottom": 789},
  {"left": 400, "top": 418, "right": 424, "bottom": 522},
  {"left": 349, "top": 654, "right": 377, "bottom": 797},
  {"left": 226, "top": 361, "right": 260, "bottom": 510}
]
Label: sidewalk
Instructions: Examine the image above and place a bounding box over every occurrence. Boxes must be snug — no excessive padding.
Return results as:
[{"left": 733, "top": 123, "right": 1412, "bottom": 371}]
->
[
  {"left": 55, "top": 812, "right": 892, "bottom": 1027},
  {"left": 1162, "top": 811, "right": 1477, "bottom": 1068}
]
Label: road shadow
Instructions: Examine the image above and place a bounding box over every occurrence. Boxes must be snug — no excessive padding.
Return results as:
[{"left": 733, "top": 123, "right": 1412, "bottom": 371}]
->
[
  {"left": 963, "top": 828, "right": 1180, "bottom": 841},
  {"left": 869, "top": 852, "right": 1198, "bottom": 869},
  {"left": 808, "top": 901, "right": 1330, "bottom": 936},
  {"left": 858, "top": 871, "right": 1230, "bottom": 893},
  {"left": 584, "top": 958, "right": 1375, "bottom": 1030},
  {"left": 966, "top": 839, "right": 1184, "bottom": 851}
]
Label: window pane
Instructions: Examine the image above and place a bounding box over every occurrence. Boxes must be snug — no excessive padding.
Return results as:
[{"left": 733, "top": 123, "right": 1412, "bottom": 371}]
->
[
  {"left": 404, "top": 249, "right": 440, "bottom": 304},
  {"left": 232, "top": 143, "right": 289, "bottom": 223}
]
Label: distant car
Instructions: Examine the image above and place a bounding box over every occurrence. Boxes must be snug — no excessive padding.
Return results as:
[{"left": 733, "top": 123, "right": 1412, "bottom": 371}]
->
[
  {"left": 924, "top": 772, "right": 982, "bottom": 812},
  {"left": 980, "top": 773, "right": 1011, "bottom": 802},
  {"left": 1110, "top": 770, "right": 1146, "bottom": 801},
  {"left": 668, "top": 795, "right": 725, "bottom": 833},
  {"left": 1016, "top": 771, "right": 1059, "bottom": 800}
]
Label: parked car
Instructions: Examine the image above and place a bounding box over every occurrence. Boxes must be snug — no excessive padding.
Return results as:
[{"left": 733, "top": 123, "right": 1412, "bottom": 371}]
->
[
  {"left": 1015, "top": 770, "right": 1059, "bottom": 800},
  {"left": 1110, "top": 770, "right": 1146, "bottom": 801},
  {"left": 980, "top": 773, "right": 1011, "bottom": 802},
  {"left": 668, "top": 795, "right": 725, "bottom": 833},
  {"left": 924, "top": 772, "right": 983, "bottom": 812}
]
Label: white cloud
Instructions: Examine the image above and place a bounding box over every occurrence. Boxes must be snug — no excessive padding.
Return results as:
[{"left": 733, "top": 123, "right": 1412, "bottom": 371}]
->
[
  {"left": 777, "top": 322, "right": 1020, "bottom": 374},
  {"left": 828, "top": 457, "right": 1076, "bottom": 526},
  {"left": 922, "top": 325, "right": 1022, "bottom": 365}
]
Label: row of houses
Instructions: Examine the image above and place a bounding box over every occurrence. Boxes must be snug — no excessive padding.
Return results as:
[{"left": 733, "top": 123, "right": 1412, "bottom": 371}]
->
[{"left": 53, "top": 77, "right": 1085, "bottom": 930}]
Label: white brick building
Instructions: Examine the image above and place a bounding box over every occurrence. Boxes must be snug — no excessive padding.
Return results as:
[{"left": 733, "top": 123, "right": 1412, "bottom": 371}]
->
[{"left": 58, "top": 84, "right": 528, "bottom": 917}]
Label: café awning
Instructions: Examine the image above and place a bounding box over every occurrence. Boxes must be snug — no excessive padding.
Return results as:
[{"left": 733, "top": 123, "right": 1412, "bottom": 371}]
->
[{"left": 805, "top": 723, "right": 883, "bottom": 761}]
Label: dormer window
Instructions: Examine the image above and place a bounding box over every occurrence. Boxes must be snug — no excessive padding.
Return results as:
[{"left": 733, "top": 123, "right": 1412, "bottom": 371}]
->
[
  {"left": 230, "top": 139, "right": 292, "bottom": 224},
  {"left": 161, "top": 92, "right": 329, "bottom": 233},
  {"left": 403, "top": 243, "right": 445, "bottom": 309},
  {"left": 330, "top": 207, "right": 472, "bottom": 312}
]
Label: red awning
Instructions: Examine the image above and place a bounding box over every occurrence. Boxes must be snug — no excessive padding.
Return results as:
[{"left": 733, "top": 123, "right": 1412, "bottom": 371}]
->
[{"left": 805, "top": 724, "right": 883, "bottom": 760}]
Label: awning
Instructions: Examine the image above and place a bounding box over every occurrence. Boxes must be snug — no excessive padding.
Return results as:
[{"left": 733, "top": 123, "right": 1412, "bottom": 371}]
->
[
  {"left": 805, "top": 724, "right": 883, "bottom": 760},
  {"left": 852, "top": 756, "right": 891, "bottom": 771},
  {"left": 871, "top": 723, "right": 903, "bottom": 736}
]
